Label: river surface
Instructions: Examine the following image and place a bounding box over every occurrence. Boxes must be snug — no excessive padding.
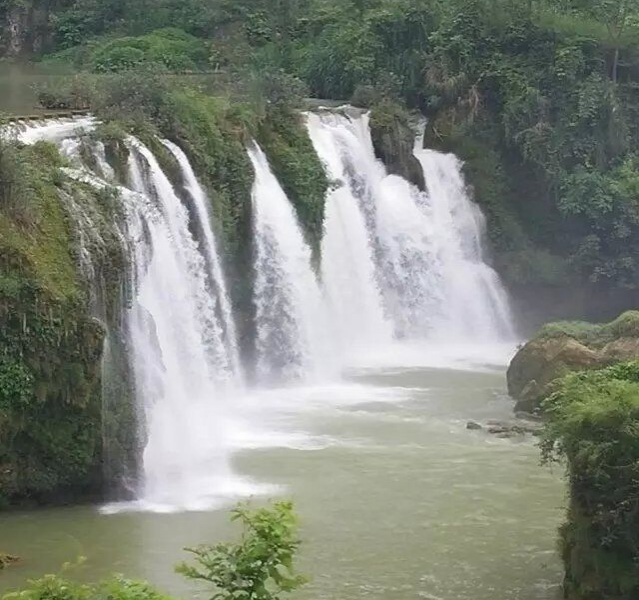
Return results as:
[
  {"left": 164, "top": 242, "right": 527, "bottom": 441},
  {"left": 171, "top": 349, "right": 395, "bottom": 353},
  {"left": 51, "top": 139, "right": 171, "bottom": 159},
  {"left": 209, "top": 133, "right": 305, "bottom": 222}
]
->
[{"left": 0, "top": 343, "right": 564, "bottom": 600}]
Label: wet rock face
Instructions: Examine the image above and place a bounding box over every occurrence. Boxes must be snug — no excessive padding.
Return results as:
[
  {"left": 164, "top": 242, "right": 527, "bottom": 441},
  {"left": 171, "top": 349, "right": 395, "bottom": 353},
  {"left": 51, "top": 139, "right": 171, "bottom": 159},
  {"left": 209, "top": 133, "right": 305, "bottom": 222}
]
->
[
  {"left": 370, "top": 119, "right": 426, "bottom": 191},
  {"left": 368, "top": 100, "right": 426, "bottom": 192},
  {"left": 507, "top": 311, "right": 639, "bottom": 413},
  {"left": 1, "top": 2, "right": 53, "bottom": 57}
]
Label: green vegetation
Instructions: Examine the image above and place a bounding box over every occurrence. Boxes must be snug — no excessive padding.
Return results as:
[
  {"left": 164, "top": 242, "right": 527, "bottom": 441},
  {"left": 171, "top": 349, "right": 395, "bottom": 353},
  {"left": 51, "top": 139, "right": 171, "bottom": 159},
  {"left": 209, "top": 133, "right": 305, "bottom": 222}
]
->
[
  {"left": 1, "top": 573, "right": 174, "bottom": 600},
  {"left": 541, "top": 362, "right": 639, "bottom": 599},
  {"left": 89, "top": 28, "right": 208, "bottom": 73},
  {"left": 255, "top": 72, "right": 328, "bottom": 254},
  {"left": 537, "top": 310, "right": 639, "bottom": 346},
  {"left": 4, "top": 0, "right": 639, "bottom": 293},
  {"left": 1, "top": 502, "right": 305, "bottom": 600},
  {"left": 177, "top": 501, "right": 307, "bottom": 600},
  {"left": 0, "top": 132, "right": 129, "bottom": 505}
]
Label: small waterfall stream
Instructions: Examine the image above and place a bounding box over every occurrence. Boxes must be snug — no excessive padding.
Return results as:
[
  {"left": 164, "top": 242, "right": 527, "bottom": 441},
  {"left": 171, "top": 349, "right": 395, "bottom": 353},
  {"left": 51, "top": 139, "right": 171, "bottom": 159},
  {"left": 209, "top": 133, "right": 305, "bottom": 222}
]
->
[
  {"left": 414, "top": 147, "right": 515, "bottom": 340},
  {"left": 305, "top": 110, "right": 515, "bottom": 344},
  {"left": 306, "top": 112, "right": 393, "bottom": 356},
  {"left": 124, "top": 138, "right": 241, "bottom": 509},
  {"left": 249, "top": 143, "right": 334, "bottom": 384},
  {"left": 162, "top": 140, "right": 242, "bottom": 379}
]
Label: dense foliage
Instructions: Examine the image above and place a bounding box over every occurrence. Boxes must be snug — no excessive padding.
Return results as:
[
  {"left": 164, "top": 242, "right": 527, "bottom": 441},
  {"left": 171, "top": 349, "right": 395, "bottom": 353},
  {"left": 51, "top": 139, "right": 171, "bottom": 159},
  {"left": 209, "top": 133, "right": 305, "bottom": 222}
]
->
[
  {"left": 1, "top": 575, "right": 173, "bottom": 600},
  {"left": 537, "top": 310, "right": 639, "bottom": 345},
  {"left": 4, "top": 0, "right": 639, "bottom": 293},
  {"left": 541, "top": 362, "right": 639, "bottom": 599}
]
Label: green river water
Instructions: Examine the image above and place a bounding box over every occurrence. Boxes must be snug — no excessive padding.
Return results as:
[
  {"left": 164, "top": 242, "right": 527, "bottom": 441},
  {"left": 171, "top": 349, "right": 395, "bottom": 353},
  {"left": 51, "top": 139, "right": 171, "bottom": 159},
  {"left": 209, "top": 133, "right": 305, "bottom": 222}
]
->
[{"left": 0, "top": 347, "right": 564, "bottom": 600}]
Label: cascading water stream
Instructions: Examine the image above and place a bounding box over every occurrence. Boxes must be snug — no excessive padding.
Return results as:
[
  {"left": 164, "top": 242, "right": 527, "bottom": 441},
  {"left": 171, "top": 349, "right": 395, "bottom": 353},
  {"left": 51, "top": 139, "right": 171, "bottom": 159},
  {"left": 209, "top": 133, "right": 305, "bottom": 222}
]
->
[
  {"left": 162, "top": 140, "right": 242, "bottom": 379},
  {"left": 307, "top": 109, "right": 516, "bottom": 345},
  {"left": 124, "top": 138, "right": 242, "bottom": 509},
  {"left": 414, "top": 146, "right": 515, "bottom": 341},
  {"left": 248, "top": 143, "right": 334, "bottom": 384},
  {"left": 306, "top": 113, "right": 393, "bottom": 356}
]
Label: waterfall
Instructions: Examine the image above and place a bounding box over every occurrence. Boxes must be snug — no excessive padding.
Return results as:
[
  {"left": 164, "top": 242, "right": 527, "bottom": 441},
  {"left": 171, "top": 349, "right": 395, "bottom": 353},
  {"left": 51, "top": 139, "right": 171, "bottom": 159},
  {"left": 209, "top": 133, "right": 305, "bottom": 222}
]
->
[
  {"left": 307, "top": 110, "right": 515, "bottom": 345},
  {"left": 414, "top": 147, "right": 515, "bottom": 340},
  {"left": 162, "top": 140, "right": 242, "bottom": 379},
  {"left": 306, "top": 113, "right": 393, "bottom": 356},
  {"left": 19, "top": 119, "right": 254, "bottom": 509},
  {"left": 124, "top": 138, "right": 240, "bottom": 509},
  {"left": 16, "top": 112, "right": 517, "bottom": 512},
  {"left": 248, "top": 143, "right": 334, "bottom": 383}
]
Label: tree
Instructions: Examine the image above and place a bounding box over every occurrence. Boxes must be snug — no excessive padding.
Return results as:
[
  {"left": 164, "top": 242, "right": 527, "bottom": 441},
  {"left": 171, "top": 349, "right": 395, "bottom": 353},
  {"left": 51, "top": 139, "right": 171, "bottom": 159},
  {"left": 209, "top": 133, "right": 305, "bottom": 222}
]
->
[
  {"left": 571, "top": 0, "right": 639, "bottom": 81},
  {"left": 176, "top": 501, "right": 307, "bottom": 600}
]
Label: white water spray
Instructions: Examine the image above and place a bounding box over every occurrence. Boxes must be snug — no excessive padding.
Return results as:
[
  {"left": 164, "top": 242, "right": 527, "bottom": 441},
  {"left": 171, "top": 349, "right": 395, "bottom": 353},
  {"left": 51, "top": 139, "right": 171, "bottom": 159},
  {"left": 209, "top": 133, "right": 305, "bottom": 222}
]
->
[{"left": 307, "top": 110, "right": 515, "bottom": 344}]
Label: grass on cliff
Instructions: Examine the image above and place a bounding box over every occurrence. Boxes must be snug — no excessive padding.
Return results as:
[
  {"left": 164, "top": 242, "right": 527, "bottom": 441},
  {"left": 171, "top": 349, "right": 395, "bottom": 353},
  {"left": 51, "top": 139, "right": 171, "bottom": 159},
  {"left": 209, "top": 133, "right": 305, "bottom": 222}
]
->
[
  {"left": 537, "top": 311, "right": 639, "bottom": 347},
  {"left": 0, "top": 139, "right": 78, "bottom": 301}
]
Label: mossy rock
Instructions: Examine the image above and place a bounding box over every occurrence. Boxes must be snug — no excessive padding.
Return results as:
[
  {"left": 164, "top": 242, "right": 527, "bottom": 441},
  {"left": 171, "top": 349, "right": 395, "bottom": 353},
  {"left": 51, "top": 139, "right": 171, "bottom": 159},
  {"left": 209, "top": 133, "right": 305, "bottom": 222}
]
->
[
  {"left": 508, "top": 310, "right": 639, "bottom": 412},
  {"left": 0, "top": 139, "right": 131, "bottom": 506},
  {"left": 256, "top": 107, "right": 328, "bottom": 257},
  {"left": 369, "top": 99, "right": 425, "bottom": 191},
  {"left": 508, "top": 336, "right": 600, "bottom": 412}
]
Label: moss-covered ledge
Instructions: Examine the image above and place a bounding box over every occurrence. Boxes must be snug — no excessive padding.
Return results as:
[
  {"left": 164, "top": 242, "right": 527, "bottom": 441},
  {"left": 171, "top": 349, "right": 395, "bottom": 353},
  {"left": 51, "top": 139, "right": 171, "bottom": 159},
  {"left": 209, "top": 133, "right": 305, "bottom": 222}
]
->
[{"left": 256, "top": 107, "right": 328, "bottom": 259}]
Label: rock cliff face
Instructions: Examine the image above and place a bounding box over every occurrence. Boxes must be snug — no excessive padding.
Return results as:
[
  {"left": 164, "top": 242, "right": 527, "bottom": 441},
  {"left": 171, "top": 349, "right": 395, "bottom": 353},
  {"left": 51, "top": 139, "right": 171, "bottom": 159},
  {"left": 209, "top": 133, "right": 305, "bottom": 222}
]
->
[
  {"left": 369, "top": 100, "right": 426, "bottom": 191},
  {"left": 507, "top": 311, "right": 639, "bottom": 412},
  {"left": 0, "top": 1, "right": 57, "bottom": 57}
]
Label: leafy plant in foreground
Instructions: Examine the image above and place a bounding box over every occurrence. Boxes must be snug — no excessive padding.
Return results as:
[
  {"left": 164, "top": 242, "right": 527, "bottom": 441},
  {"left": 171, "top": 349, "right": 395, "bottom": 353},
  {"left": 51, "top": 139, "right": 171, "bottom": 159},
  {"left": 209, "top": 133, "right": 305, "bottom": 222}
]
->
[{"left": 176, "top": 501, "right": 307, "bottom": 600}]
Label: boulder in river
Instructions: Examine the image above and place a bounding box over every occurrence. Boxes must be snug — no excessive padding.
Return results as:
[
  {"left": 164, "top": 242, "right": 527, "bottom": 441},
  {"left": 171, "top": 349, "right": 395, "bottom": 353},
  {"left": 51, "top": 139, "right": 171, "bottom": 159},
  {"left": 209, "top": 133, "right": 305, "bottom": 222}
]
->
[
  {"left": 466, "top": 418, "right": 542, "bottom": 437},
  {"left": 507, "top": 310, "right": 639, "bottom": 413}
]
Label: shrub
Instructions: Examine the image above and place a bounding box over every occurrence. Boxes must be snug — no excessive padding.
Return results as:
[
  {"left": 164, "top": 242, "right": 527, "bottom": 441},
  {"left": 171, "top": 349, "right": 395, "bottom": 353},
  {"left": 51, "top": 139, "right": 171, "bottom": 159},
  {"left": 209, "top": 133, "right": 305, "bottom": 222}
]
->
[
  {"left": 1, "top": 502, "right": 304, "bottom": 600},
  {"left": 89, "top": 29, "right": 209, "bottom": 73},
  {"left": 176, "top": 501, "right": 307, "bottom": 600},
  {"left": 1, "top": 575, "right": 172, "bottom": 600},
  {"left": 536, "top": 311, "right": 639, "bottom": 346},
  {"left": 35, "top": 74, "right": 94, "bottom": 110},
  {"left": 541, "top": 362, "right": 639, "bottom": 599}
]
